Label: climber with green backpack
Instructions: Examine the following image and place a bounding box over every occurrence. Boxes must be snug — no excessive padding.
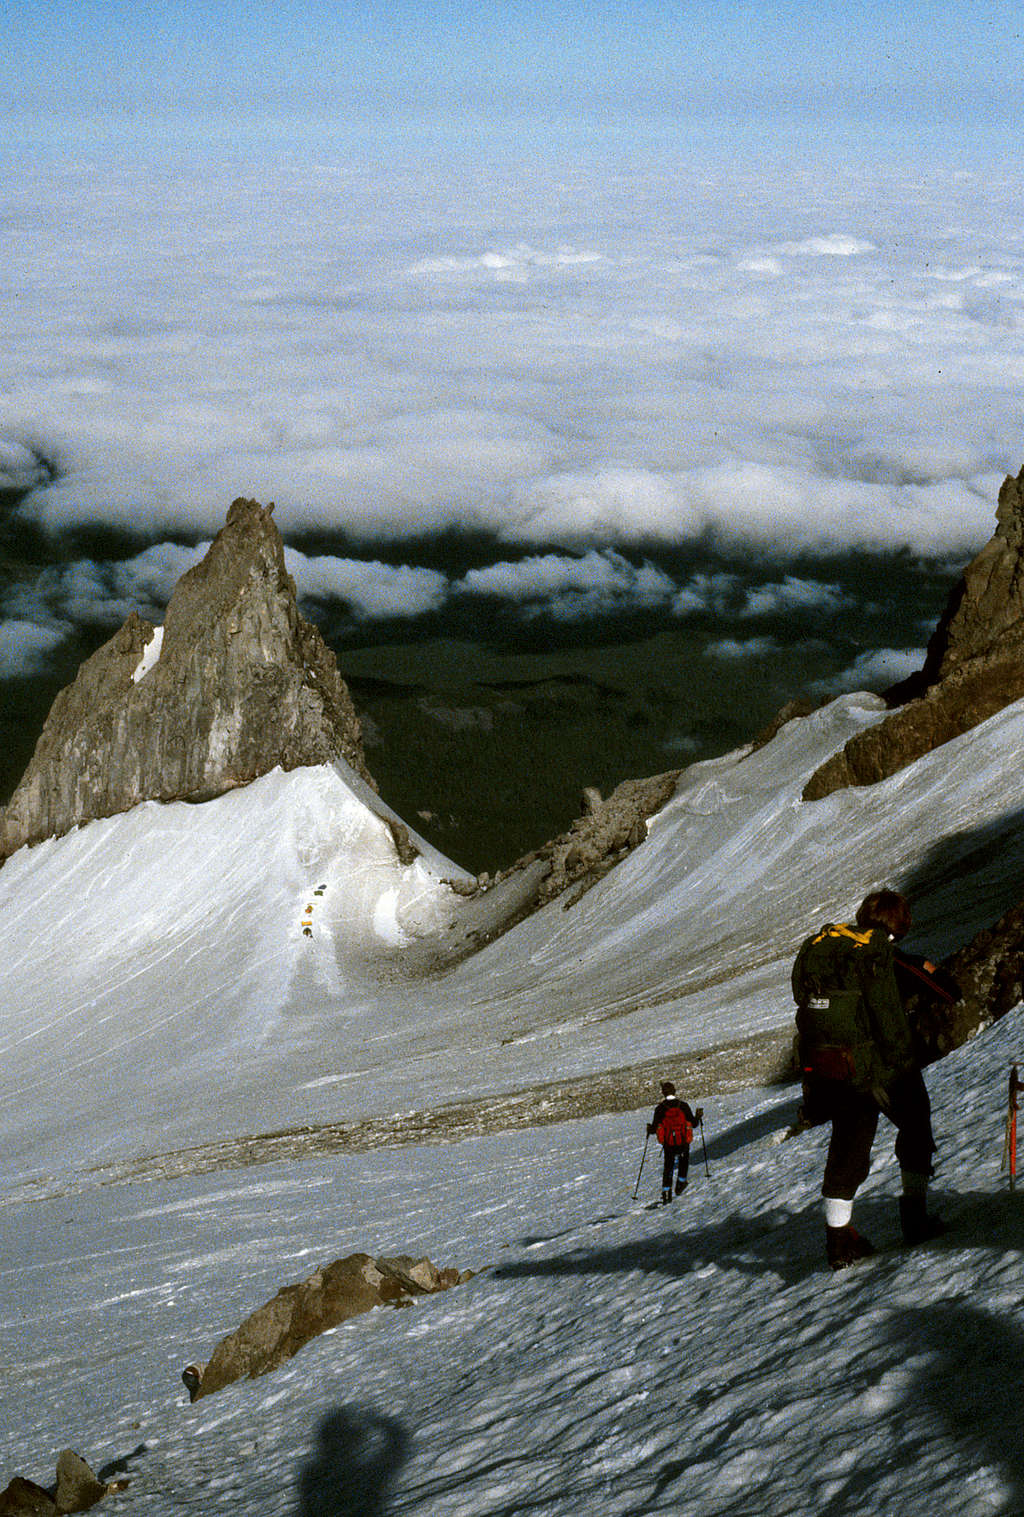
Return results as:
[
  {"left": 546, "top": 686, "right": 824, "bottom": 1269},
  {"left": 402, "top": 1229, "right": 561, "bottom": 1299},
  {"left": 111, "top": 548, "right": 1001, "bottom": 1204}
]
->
[
  {"left": 647, "top": 1081, "right": 703, "bottom": 1204},
  {"left": 792, "top": 888, "right": 946, "bottom": 1270}
]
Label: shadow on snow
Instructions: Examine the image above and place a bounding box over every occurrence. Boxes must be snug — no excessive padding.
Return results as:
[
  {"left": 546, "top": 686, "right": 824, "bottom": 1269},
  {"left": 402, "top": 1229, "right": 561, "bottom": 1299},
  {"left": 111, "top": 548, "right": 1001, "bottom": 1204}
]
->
[{"left": 295, "top": 1406, "right": 411, "bottom": 1517}]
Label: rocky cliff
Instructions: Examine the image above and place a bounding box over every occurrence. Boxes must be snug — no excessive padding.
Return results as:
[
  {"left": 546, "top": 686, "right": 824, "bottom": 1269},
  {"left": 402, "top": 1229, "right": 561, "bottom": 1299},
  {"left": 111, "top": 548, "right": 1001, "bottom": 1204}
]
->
[
  {"left": 0, "top": 499, "right": 371, "bottom": 861},
  {"left": 804, "top": 464, "right": 1024, "bottom": 800},
  {"left": 940, "top": 900, "right": 1024, "bottom": 1052}
]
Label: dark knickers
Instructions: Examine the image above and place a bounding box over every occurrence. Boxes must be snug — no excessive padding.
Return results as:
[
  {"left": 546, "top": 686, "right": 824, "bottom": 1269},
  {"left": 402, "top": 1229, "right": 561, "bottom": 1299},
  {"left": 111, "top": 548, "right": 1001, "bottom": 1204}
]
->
[{"left": 803, "top": 1068, "right": 936, "bottom": 1200}]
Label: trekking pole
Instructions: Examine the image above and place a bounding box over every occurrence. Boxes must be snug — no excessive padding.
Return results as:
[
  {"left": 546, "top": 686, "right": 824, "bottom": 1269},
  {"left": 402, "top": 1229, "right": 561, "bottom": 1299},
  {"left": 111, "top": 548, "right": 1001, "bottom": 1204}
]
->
[
  {"left": 632, "top": 1132, "right": 651, "bottom": 1200},
  {"left": 699, "top": 1116, "right": 710, "bottom": 1179}
]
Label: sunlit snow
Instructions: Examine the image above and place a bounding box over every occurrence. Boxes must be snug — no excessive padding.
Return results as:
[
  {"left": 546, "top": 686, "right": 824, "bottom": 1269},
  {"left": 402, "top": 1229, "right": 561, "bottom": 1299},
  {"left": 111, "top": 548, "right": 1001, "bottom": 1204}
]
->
[
  {"left": 130, "top": 626, "right": 164, "bottom": 684},
  {"left": 2, "top": 691, "right": 1023, "bottom": 1513}
]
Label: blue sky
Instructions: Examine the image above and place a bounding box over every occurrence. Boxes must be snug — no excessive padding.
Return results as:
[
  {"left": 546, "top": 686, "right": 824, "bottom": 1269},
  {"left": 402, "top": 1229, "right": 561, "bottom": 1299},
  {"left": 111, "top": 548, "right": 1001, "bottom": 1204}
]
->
[{"left": 3, "top": 0, "right": 1022, "bottom": 131}]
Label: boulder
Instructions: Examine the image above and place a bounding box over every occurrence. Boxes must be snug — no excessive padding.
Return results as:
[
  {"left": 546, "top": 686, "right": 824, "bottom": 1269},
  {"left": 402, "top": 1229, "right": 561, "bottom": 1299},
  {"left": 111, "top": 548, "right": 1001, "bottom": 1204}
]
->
[
  {"left": 0, "top": 1481, "right": 58, "bottom": 1516},
  {"left": 0, "top": 499, "right": 372, "bottom": 861},
  {"left": 0, "top": 1454, "right": 115, "bottom": 1517},
  {"left": 192, "top": 1251, "right": 469, "bottom": 1398},
  {"left": 52, "top": 1454, "right": 107, "bottom": 1515},
  {"left": 804, "top": 465, "right": 1024, "bottom": 800},
  {"left": 376, "top": 1254, "right": 446, "bottom": 1294}
]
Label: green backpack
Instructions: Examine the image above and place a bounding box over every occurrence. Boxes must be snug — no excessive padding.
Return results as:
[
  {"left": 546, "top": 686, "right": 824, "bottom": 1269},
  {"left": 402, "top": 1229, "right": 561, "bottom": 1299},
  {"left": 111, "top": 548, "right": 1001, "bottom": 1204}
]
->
[{"left": 792, "top": 922, "right": 910, "bottom": 1088}]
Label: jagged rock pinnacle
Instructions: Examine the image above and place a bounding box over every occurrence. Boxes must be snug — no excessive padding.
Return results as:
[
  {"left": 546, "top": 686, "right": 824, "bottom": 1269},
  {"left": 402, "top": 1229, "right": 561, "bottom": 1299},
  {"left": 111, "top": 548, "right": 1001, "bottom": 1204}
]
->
[
  {"left": 0, "top": 499, "right": 373, "bottom": 860},
  {"left": 803, "top": 464, "right": 1024, "bottom": 801},
  {"left": 913, "top": 464, "right": 1024, "bottom": 687}
]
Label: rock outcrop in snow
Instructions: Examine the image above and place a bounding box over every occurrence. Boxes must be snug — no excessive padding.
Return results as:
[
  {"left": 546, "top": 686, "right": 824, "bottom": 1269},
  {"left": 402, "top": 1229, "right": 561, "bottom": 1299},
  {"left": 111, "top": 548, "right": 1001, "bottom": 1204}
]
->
[
  {"left": 940, "top": 899, "right": 1024, "bottom": 1051},
  {"left": 0, "top": 1450, "right": 124, "bottom": 1515},
  {"left": 804, "top": 464, "right": 1024, "bottom": 800},
  {"left": 0, "top": 499, "right": 372, "bottom": 861},
  {"left": 488, "top": 770, "right": 682, "bottom": 920},
  {"left": 189, "top": 1252, "right": 472, "bottom": 1399}
]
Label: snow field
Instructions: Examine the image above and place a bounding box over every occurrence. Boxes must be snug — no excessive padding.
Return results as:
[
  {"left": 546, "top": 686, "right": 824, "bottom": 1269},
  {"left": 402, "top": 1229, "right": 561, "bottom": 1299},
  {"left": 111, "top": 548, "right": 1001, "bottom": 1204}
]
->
[
  {"left": 4, "top": 686, "right": 1024, "bottom": 1511},
  {"left": 6, "top": 691, "right": 1024, "bottom": 1192},
  {"left": 2, "top": 1004, "right": 1022, "bottom": 1516}
]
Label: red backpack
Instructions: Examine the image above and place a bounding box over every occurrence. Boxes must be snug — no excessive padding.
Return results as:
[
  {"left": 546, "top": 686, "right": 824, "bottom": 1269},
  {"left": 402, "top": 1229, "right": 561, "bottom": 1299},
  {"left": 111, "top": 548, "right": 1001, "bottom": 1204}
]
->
[{"left": 657, "top": 1105, "right": 692, "bottom": 1146}]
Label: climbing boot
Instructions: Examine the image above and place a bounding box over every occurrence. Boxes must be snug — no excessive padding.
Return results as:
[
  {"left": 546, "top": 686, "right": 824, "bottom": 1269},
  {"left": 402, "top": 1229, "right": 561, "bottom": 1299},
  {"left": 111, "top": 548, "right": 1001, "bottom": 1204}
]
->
[
  {"left": 899, "top": 1195, "right": 946, "bottom": 1246},
  {"left": 826, "top": 1224, "right": 875, "bottom": 1270}
]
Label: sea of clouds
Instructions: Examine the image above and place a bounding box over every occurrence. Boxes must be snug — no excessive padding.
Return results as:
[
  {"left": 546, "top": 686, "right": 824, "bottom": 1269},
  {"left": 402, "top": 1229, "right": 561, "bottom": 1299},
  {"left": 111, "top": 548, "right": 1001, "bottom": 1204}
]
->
[
  {"left": 1, "top": 125, "right": 1023, "bottom": 680},
  {"left": 3, "top": 134, "right": 1022, "bottom": 548}
]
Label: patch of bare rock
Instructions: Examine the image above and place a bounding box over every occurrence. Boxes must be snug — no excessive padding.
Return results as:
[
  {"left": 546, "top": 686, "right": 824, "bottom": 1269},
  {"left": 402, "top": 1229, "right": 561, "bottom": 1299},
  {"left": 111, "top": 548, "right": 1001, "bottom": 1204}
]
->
[
  {"left": 474, "top": 769, "right": 682, "bottom": 927},
  {"left": 0, "top": 1451, "right": 127, "bottom": 1515},
  {"left": 938, "top": 899, "right": 1024, "bottom": 1053},
  {"left": 803, "top": 464, "right": 1024, "bottom": 800},
  {"left": 183, "top": 1252, "right": 473, "bottom": 1400},
  {"left": 0, "top": 499, "right": 371, "bottom": 861}
]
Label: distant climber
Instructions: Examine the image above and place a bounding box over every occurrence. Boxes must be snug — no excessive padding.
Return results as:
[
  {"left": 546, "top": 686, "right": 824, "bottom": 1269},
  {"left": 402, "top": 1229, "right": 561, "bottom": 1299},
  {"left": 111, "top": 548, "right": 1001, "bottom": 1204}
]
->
[
  {"left": 647, "top": 1081, "right": 702, "bottom": 1204},
  {"left": 792, "top": 889, "right": 946, "bottom": 1270}
]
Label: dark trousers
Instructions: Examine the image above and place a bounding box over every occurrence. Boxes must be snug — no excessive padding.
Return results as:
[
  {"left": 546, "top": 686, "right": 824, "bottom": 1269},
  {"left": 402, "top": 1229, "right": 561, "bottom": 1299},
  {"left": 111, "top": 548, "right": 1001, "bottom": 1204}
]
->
[
  {"left": 803, "top": 1068, "right": 936, "bottom": 1201},
  {"left": 661, "top": 1144, "right": 690, "bottom": 1191}
]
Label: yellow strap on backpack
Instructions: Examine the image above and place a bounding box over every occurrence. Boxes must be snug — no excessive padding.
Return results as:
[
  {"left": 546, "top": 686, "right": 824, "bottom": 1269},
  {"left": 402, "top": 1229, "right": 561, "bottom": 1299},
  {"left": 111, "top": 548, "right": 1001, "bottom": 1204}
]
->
[{"left": 810, "top": 923, "right": 874, "bottom": 949}]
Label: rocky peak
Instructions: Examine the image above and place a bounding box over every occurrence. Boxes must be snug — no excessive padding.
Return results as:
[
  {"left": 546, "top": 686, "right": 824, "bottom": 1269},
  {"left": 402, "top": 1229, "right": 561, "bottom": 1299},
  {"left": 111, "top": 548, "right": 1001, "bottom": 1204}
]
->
[
  {"left": 925, "top": 465, "right": 1024, "bottom": 682},
  {"left": 803, "top": 465, "right": 1024, "bottom": 800},
  {"left": 0, "top": 499, "right": 372, "bottom": 861}
]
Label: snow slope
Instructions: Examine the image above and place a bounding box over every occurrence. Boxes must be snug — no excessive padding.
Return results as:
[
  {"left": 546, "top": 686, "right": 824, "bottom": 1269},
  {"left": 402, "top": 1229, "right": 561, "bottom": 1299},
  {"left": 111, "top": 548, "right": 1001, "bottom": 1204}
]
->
[
  {"left": 2, "top": 688, "right": 1024, "bottom": 1512},
  {"left": 4, "top": 692, "right": 1024, "bottom": 1186},
  {"left": 1, "top": 1004, "right": 1021, "bottom": 1514},
  {"left": 0, "top": 759, "right": 477, "bottom": 1181}
]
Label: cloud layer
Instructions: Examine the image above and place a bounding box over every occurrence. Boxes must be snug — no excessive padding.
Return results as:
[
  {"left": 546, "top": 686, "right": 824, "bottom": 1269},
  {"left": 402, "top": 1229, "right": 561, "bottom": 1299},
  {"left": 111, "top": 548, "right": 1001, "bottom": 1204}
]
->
[
  {"left": 0, "top": 538, "right": 863, "bottom": 629},
  {"left": 0, "top": 535, "right": 917, "bottom": 680},
  {"left": 1, "top": 135, "right": 1022, "bottom": 562}
]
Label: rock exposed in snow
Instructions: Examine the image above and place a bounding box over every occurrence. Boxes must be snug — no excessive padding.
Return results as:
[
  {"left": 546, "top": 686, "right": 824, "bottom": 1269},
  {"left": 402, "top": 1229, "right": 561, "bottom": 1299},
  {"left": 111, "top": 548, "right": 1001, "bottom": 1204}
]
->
[
  {"left": 429, "top": 770, "right": 682, "bottom": 947},
  {"left": 0, "top": 1451, "right": 115, "bottom": 1516},
  {"left": 0, "top": 499, "right": 372, "bottom": 860},
  {"left": 190, "top": 1252, "right": 471, "bottom": 1399},
  {"left": 52, "top": 1452, "right": 109, "bottom": 1515},
  {"left": 804, "top": 464, "right": 1024, "bottom": 800},
  {"left": 940, "top": 899, "right": 1024, "bottom": 1051},
  {"left": 497, "top": 770, "right": 682, "bottom": 912},
  {"left": 0, "top": 1477, "right": 58, "bottom": 1515}
]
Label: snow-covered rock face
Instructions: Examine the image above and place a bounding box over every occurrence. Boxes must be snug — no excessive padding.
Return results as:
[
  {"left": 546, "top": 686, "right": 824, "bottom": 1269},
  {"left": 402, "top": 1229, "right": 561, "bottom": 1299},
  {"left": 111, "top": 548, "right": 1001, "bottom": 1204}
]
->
[
  {"left": 0, "top": 499, "right": 370, "bottom": 861},
  {"left": 3, "top": 687, "right": 1024, "bottom": 1187}
]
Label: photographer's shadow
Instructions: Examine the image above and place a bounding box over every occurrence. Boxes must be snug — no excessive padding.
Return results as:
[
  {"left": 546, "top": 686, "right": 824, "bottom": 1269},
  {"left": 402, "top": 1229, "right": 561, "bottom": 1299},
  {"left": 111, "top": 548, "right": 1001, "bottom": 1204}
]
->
[{"left": 296, "top": 1405, "right": 411, "bottom": 1517}]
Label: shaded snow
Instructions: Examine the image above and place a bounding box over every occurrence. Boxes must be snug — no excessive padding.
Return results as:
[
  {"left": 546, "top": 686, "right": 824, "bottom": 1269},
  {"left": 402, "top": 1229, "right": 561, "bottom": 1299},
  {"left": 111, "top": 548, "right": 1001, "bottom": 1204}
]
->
[{"left": 1, "top": 1015, "right": 1022, "bottom": 1515}]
